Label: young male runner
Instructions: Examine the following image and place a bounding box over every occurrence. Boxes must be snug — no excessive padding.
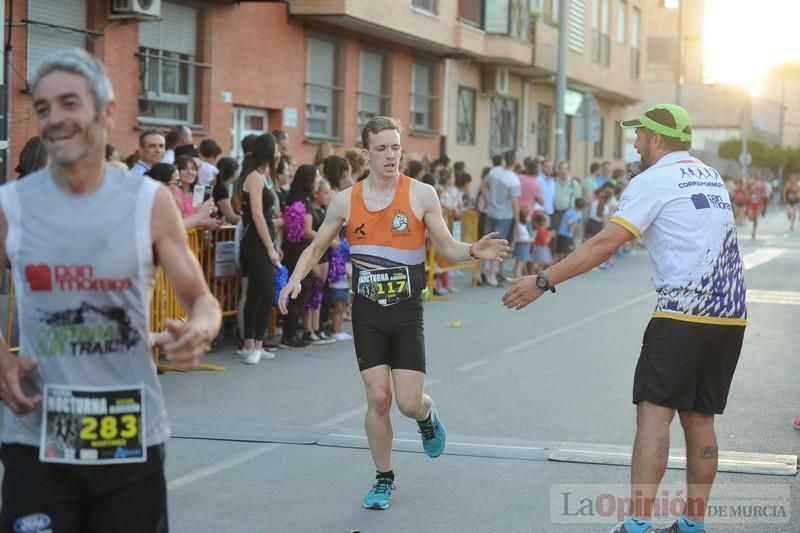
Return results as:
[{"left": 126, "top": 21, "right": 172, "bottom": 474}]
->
[
  {"left": 0, "top": 48, "right": 221, "bottom": 532},
  {"left": 279, "top": 116, "right": 509, "bottom": 510}
]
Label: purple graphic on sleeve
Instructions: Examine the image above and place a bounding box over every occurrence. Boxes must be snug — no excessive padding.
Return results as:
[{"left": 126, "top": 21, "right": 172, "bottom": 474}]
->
[{"left": 691, "top": 193, "right": 710, "bottom": 209}]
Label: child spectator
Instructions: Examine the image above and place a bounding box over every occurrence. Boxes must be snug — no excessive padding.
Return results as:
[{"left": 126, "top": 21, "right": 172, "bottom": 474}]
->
[
  {"left": 328, "top": 230, "right": 352, "bottom": 341},
  {"left": 555, "top": 198, "right": 586, "bottom": 260},
  {"left": 301, "top": 177, "right": 335, "bottom": 345},
  {"left": 532, "top": 213, "right": 553, "bottom": 273},
  {"left": 513, "top": 210, "right": 533, "bottom": 278}
]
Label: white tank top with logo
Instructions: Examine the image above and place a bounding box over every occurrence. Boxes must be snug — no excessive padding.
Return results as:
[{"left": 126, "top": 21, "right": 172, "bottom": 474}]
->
[{"left": 0, "top": 166, "right": 169, "bottom": 448}]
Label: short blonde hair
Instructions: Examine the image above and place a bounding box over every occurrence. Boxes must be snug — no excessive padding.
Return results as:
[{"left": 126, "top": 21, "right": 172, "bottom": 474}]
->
[{"left": 361, "top": 116, "right": 401, "bottom": 149}]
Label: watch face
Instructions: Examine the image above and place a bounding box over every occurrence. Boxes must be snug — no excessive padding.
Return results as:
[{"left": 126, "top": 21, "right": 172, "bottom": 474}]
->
[{"left": 536, "top": 276, "right": 548, "bottom": 289}]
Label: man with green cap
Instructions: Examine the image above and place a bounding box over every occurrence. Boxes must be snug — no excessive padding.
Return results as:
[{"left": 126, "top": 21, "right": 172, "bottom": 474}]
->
[{"left": 502, "top": 104, "right": 746, "bottom": 533}]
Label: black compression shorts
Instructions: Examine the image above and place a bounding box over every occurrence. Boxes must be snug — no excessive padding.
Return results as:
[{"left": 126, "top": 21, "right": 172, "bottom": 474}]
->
[
  {"left": 0, "top": 443, "right": 168, "bottom": 533},
  {"left": 633, "top": 318, "right": 745, "bottom": 414},
  {"left": 352, "top": 294, "right": 426, "bottom": 373}
]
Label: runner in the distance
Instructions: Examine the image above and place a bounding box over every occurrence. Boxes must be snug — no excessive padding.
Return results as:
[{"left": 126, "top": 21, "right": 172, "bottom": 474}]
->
[
  {"left": 278, "top": 116, "right": 509, "bottom": 510},
  {"left": 502, "top": 104, "right": 746, "bottom": 533},
  {"left": 0, "top": 48, "right": 221, "bottom": 532},
  {"left": 747, "top": 171, "right": 767, "bottom": 240}
]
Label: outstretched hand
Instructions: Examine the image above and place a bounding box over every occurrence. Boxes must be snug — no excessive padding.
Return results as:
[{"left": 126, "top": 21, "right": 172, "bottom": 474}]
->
[
  {"left": 278, "top": 280, "right": 302, "bottom": 315},
  {"left": 160, "top": 319, "right": 209, "bottom": 370},
  {"left": 501, "top": 275, "right": 544, "bottom": 310},
  {"left": 0, "top": 356, "right": 42, "bottom": 415},
  {"left": 471, "top": 231, "right": 510, "bottom": 262}
]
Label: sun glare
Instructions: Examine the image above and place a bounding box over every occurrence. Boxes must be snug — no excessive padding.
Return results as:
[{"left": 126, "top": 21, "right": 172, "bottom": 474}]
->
[{"left": 704, "top": 0, "right": 800, "bottom": 91}]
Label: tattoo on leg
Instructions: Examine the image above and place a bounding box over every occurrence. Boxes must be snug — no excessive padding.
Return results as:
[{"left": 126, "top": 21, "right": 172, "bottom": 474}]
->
[
  {"left": 700, "top": 446, "right": 718, "bottom": 459},
  {"left": 656, "top": 438, "right": 670, "bottom": 459}
]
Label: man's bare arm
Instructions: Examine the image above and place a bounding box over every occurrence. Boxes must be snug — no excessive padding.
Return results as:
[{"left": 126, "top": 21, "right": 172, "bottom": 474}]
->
[{"left": 278, "top": 191, "right": 348, "bottom": 312}]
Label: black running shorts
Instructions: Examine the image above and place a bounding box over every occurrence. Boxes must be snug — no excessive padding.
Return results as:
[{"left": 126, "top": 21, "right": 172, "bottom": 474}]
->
[
  {"left": 0, "top": 443, "right": 168, "bottom": 533},
  {"left": 352, "top": 294, "right": 426, "bottom": 373},
  {"left": 633, "top": 318, "right": 745, "bottom": 414}
]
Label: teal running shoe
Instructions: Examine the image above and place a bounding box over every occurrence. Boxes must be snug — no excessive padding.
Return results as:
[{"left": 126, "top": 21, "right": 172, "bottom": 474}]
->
[
  {"left": 362, "top": 476, "right": 395, "bottom": 510},
  {"left": 655, "top": 522, "right": 704, "bottom": 533},
  {"left": 418, "top": 404, "right": 446, "bottom": 458}
]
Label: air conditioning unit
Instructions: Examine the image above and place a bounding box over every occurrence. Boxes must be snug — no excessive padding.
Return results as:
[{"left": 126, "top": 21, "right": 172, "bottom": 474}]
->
[
  {"left": 481, "top": 67, "right": 509, "bottom": 96},
  {"left": 111, "top": 0, "right": 161, "bottom": 18}
]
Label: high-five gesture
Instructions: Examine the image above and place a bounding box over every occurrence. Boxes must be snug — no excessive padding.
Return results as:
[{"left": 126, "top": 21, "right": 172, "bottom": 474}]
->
[{"left": 469, "top": 231, "right": 510, "bottom": 262}]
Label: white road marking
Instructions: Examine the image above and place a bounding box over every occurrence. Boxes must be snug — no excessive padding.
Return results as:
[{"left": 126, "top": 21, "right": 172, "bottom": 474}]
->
[
  {"left": 503, "top": 292, "right": 654, "bottom": 354},
  {"left": 167, "top": 443, "right": 282, "bottom": 492},
  {"left": 314, "top": 405, "right": 367, "bottom": 428},
  {"left": 327, "top": 434, "right": 548, "bottom": 451},
  {"left": 742, "top": 247, "right": 786, "bottom": 270},
  {"left": 456, "top": 360, "right": 488, "bottom": 372},
  {"left": 747, "top": 289, "right": 800, "bottom": 306}
]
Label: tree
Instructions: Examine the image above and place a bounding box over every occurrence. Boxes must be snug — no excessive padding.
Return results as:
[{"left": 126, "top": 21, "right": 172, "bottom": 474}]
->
[{"left": 718, "top": 138, "right": 785, "bottom": 172}]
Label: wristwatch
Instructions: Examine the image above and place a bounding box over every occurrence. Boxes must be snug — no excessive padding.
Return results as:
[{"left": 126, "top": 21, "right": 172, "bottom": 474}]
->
[{"left": 535, "top": 273, "right": 556, "bottom": 293}]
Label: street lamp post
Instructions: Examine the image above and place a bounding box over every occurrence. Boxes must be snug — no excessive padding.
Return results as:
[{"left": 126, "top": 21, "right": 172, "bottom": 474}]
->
[
  {"left": 554, "top": 0, "right": 568, "bottom": 164},
  {"left": 665, "top": 0, "right": 682, "bottom": 106}
]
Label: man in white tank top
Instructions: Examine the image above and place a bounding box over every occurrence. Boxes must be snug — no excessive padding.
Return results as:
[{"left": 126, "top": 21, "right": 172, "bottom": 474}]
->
[{"left": 0, "top": 49, "right": 221, "bottom": 533}]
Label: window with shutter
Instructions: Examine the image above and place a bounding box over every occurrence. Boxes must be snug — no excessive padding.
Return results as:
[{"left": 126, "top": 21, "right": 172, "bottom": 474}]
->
[
  {"left": 306, "top": 35, "right": 342, "bottom": 138},
  {"left": 138, "top": 2, "right": 203, "bottom": 125},
  {"left": 490, "top": 97, "right": 518, "bottom": 156},
  {"left": 27, "top": 0, "right": 88, "bottom": 80},
  {"left": 456, "top": 87, "right": 476, "bottom": 145},
  {"left": 411, "top": 62, "right": 437, "bottom": 132},
  {"left": 358, "top": 50, "right": 388, "bottom": 130},
  {"left": 568, "top": 0, "right": 586, "bottom": 53}
]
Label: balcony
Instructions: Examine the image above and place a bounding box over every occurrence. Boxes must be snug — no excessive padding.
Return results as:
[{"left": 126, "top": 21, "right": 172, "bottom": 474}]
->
[
  {"left": 529, "top": 18, "right": 643, "bottom": 104},
  {"left": 288, "top": 0, "right": 457, "bottom": 54},
  {"left": 483, "top": 34, "right": 533, "bottom": 66}
]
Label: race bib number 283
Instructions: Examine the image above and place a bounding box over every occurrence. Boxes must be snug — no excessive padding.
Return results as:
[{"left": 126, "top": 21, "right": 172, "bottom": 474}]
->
[{"left": 40, "top": 385, "right": 146, "bottom": 465}]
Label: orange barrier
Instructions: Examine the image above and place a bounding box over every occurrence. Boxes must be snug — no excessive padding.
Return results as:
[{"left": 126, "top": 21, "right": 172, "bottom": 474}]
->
[
  {"left": 152, "top": 227, "right": 239, "bottom": 371},
  {"left": 426, "top": 209, "right": 480, "bottom": 299}
]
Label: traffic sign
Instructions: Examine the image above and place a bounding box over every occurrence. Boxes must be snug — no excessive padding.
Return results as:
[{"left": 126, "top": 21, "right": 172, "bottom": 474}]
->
[{"left": 575, "top": 93, "right": 601, "bottom": 143}]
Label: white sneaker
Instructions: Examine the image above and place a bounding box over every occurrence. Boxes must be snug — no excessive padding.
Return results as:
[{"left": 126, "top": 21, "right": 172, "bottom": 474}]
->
[
  {"left": 236, "top": 349, "right": 249, "bottom": 358},
  {"left": 261, "top": 349, "right": 275, "bottom": 359},
  {"left": 333, "top": 332, "right": 353, "bottom": 341},
  {"left": 243, "top": 350, "right": 262, "bottom": 365}
]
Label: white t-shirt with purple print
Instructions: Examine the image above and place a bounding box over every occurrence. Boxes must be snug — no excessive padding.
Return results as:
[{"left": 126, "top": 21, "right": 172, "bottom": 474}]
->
[{"left": 610, "top": 151, "right": 747, "bottom": 326}]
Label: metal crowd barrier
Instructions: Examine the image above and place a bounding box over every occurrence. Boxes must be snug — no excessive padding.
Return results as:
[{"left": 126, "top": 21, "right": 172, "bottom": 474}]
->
[{"left": 426, "top": 209, "right": 480, "bottom": 299}]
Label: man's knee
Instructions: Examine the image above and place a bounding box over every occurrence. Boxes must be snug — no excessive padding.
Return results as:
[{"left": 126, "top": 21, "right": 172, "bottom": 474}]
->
[
  {"left": 367, "top": 388, "right": 392, "bottom": 417},
  {"left": 396, "top": 396, "right": 423, "bottom": 419},
  {"left": 636, "top": 401, "right": 676, "bottom": 429},
  {"left": 679, "top": 410, "right": 715, "bottom": 431}
]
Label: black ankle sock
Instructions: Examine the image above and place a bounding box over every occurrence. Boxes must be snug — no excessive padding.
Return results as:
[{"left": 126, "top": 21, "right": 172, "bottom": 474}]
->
[
  {"left": 376, "top": 470, "right": 394, "bottom": 481},
  {"left": 417, "top": 412, "right": 431, "bottom": 425}
]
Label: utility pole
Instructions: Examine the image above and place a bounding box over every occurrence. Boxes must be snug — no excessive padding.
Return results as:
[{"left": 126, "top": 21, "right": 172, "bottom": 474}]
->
[
  {"left": 554, "top": 0, "right": 568, "bottom": 163},
  {"left": 675, "top": 0, "right": 682, "bottom": 106},
  {"left": 740, "top": 97, "right": 751, "bottom": 177}
]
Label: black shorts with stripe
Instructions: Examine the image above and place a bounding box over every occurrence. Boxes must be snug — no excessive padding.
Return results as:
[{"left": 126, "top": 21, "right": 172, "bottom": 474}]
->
[{"left": 352, "top": 294, "right": 426, "bottom": 373}]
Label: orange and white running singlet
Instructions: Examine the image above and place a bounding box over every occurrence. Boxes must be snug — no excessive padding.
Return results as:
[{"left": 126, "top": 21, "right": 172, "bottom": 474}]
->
[{"left": 346, "top": 175, "right": 427, "bottom": 305}]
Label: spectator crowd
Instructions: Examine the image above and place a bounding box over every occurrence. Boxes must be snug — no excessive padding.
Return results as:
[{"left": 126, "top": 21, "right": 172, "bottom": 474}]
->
[{"left": 11, "top": 126, "right": 798, "bottom": 363}]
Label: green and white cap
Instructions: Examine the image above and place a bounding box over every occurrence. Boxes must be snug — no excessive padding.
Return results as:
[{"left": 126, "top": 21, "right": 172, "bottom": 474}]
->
[{"left": 620, "top": 103, "right": 692, "bottom": 142}]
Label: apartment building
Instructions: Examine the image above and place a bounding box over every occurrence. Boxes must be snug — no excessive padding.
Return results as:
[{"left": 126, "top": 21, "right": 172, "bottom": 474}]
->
[
  {"left": 4, "top": 0, "right": 648, "bottom": 180},
  {"left": 445, "top": 0, "right": 647, "bottom": 177},
  {"left": 637, "top": 0, "right": 792, "bottom": 174}
]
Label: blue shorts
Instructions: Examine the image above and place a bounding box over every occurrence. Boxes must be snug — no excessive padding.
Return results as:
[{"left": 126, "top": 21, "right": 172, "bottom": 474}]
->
[
  {"left": 513, "top": 242, "right": 532, "bottom": 261},
  {"left": 328, "top": 287, "right": 351, "bottom": 303}
]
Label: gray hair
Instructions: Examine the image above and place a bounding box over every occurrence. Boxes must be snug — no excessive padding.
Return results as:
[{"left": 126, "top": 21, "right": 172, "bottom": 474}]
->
[{"left": 31, "top": 48, "right": 114, "bottom": 114}]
